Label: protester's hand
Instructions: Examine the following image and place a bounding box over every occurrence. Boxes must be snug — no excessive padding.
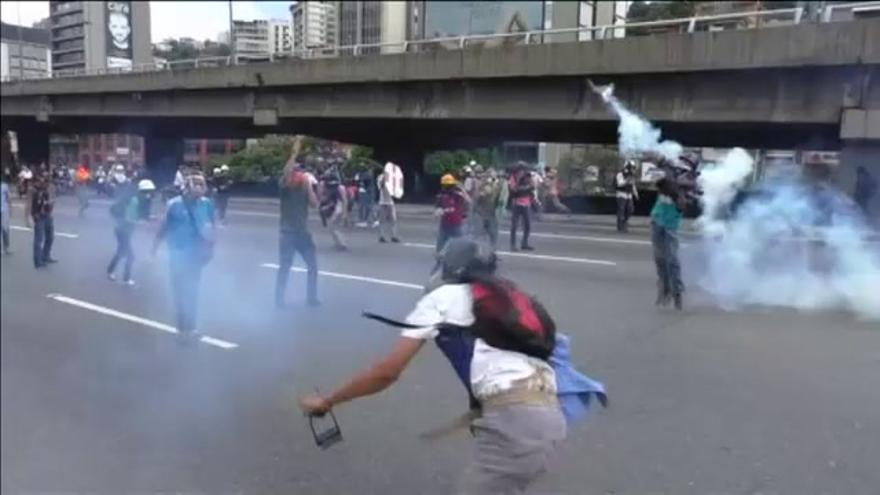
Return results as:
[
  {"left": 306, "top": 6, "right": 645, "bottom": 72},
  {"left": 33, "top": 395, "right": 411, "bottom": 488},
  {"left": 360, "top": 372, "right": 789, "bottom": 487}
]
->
[
  {"left": 299, "top": 394, "right": 332, "bottom": 416},
  {"left": 433, "top": 208, "right": 444, "bottom": 218}
]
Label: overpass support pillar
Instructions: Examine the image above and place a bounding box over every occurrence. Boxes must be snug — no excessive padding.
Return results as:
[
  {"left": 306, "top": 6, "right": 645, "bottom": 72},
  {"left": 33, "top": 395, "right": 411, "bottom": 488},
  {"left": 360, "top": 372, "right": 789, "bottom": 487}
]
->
[
  {"left": 144, "top": 135, "right": 184, "bottom": 186},
  {"left": 373, "top": 146, "right": 428, "bottom": 201},
  {"left": 16, "top": 125, "right": 50, "bottom": 167},
  {"left": 837, "top": 109, "right": 880, "bottom": 224}
]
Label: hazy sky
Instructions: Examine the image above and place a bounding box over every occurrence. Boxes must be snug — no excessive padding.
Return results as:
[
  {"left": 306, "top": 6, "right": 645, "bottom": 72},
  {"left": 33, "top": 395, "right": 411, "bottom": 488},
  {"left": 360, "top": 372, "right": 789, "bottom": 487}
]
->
[{"left": 0, "top": 1, "right": 292, "bottom": 43}]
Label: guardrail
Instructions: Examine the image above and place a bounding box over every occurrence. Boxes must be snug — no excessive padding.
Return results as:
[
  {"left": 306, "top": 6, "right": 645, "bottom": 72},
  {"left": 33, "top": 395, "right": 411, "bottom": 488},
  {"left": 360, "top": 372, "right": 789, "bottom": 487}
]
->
[{"left": 1, "top": 3, "right": 877, "bottom": 84}]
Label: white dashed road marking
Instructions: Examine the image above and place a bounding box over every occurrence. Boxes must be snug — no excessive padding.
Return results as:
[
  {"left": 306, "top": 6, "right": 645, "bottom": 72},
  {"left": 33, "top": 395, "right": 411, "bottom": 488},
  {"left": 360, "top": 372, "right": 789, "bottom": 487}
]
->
[{"left": 46, "top": 294, "right": 238, "bottom": 350}]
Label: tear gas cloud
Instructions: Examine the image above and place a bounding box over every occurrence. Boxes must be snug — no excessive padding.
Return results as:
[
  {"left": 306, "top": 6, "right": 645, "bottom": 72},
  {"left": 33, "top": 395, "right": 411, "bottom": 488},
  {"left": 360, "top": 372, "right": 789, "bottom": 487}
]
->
[{"left": 592, "top": 81, "right": 880, "bottom": 320}]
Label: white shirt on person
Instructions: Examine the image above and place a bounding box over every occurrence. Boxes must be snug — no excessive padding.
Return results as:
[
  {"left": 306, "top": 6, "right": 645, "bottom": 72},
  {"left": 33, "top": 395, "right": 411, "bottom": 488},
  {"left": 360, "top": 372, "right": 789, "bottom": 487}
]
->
[
  {"left": 402, "top": 283, "right": 556, "bottom": 400},
  {"left": 377, "top": 174, "right": 394, "bottom": 206},
  {"left": 616, "top": 172, "right": 636, "bottom": 200}
]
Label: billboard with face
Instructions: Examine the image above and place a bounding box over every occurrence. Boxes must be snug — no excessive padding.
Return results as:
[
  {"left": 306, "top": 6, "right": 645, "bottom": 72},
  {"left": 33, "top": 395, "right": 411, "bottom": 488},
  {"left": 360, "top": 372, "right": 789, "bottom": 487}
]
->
[{"left": 106, "top": 1, "right": 133, "bottom": 69}]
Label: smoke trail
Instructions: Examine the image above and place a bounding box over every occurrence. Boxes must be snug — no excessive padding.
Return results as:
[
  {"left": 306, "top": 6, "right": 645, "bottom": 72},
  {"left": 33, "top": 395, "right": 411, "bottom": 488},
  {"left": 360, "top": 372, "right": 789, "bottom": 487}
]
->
[{"left": 589, "top": 81, "right": 683, "bottom": 161}]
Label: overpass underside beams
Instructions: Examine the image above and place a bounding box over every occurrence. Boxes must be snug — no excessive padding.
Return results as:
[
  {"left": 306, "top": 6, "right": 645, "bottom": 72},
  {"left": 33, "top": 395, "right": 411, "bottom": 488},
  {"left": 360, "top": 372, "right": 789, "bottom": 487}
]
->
[{"left": 2, "top": 66, "right": 868, "bottom": 150}]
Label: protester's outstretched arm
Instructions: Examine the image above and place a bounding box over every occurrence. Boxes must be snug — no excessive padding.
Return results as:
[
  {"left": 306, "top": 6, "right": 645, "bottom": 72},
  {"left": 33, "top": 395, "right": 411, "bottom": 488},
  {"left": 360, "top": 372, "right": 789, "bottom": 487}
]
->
[{"left": 299, "top": 337, "right": 425, "bottom": 415}]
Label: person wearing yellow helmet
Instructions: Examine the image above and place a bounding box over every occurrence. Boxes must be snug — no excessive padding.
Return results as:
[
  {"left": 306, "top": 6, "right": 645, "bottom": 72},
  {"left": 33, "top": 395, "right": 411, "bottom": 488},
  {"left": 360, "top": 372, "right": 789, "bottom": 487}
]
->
[{"left": 434, "top": 173, "right": 470, "bottom": 253}]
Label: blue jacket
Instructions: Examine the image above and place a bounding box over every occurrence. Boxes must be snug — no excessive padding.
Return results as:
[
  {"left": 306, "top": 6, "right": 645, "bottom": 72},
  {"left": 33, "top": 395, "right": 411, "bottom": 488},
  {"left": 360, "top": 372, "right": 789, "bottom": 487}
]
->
[{"left": 550, "top": 333, "right": 608, "bottom": 424}]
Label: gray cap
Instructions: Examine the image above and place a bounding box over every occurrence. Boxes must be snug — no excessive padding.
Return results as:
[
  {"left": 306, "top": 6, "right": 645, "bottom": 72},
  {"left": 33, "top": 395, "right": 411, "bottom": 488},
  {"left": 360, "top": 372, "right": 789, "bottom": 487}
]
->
[{"left": 438, "top": 238, "right": 496, "bottom": 281}]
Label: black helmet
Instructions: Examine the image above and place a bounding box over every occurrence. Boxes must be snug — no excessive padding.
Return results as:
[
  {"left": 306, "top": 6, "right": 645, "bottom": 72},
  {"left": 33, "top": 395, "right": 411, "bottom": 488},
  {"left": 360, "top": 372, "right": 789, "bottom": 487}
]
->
[{"left": 438, "top": 238, "right": 497, "bottom": 283}]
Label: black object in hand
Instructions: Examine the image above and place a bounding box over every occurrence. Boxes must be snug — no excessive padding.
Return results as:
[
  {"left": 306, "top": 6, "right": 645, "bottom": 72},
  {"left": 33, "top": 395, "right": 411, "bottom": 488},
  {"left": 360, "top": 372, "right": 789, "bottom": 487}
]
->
[{"left": 308, "top": 410, "right": 343, "bottom": 449}]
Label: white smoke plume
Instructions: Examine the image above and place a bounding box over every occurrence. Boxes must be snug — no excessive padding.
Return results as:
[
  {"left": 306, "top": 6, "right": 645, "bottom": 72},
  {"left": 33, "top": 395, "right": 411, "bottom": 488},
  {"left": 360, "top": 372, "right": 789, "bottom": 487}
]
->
[
  {"left": 589, "top": 81, "right": 683, "bottom": 161},
  {"left": 591, "top": 79, "right": 880, "bottom": 320},
  {"left": 696, "top": 166, "right": 880, "bottom": 320}
]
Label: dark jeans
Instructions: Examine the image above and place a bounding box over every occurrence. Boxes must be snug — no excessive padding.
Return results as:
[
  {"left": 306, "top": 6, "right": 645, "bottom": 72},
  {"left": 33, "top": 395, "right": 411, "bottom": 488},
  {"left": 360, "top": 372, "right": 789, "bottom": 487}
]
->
[
  {"left": 651, "top": 223, "right": 683, "bottom": 297},
  {"left": 1, "top": 225, "right": 9, "bottom": 252},
  {"left": 107, "top": 225, "right": 134, "bottom": 281},
  {"left": 358, "top": 196, "right": 374, "bottom": 223},
  {"left": 32, "top": 216, "right": 54, "bottom": 266},
  {"left": 436, "top": 223, "right": 463, "bottom": 253},
  {"left": 169, "top": 250, "right": 204, "bottom": 334},
  {"left": 216, "top": 193, "right": 230, "bottom": 222},
  {"left": 510, "top": 205, "right": 531, "bottom": 248},
  {"left": 616, "top": 197, "right": 634, "bottom": 232},
  {"left": 275, "top": 230, "right": 318, "bottom": 304}
]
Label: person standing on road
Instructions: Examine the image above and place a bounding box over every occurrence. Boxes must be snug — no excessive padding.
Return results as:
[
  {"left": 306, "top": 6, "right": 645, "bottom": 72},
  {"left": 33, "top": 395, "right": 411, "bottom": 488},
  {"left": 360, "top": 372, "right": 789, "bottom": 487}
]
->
[
  {"left": 26, "top": 168, "right": 57, "bottom": 268},
  {"left": 1, "top": 171, "right": 12, "bottom": 255},
  {"left": 212, "top": 164, "right": 233, "bottom": 225},
  {"left": 472, "top": 168, "right": 502, "bottom": 251},
  {"left": 275, "top": 140, "right": 321, "bottom": 309},
  {"left": 17, "top": 165, "right": 33, "bottom": 199},
  {"left": 434, "top": 174, "right": 470, "bottom": 254},
  {"left": 299, "top": 238, "right": 566, "bottom": 494},
  {"left": 107, "top": 181, "right": 139, "bottom": 285},
  {"left": 543, "top": 166, "right": 571, "bottom": 215},
  {"left": 615, "top": 161, "right": 639, "bottom": 232},
  {"left": 509, "top": 163, "right": 536, "bottom": 251},
  {"left": 152, "top": 172, "right": 216, "bottom": 343},
  {"left": 319, "top": 168, "right": 349, "bottom": 251},
  {"left": 74, "top": 163, "right": 91, "bottom": 218},
  {"left": 377, "top": 163, "right": 401, "bottom": 244},
  {"left": 649, "top": 155, "right": 694, "bottom": 310}
]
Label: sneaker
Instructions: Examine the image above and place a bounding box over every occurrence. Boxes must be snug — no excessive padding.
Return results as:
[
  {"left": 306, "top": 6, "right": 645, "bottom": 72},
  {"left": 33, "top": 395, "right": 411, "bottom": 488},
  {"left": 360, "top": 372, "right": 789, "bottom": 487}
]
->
[
  {"left": 655, "top": 291, "right": 671, "bottom": 307},
  {"left": 307, "top": 298, "right": 322, "bottom": 308},
  {"left": 372, "top": 221, "right": 380, "bottom": 228},
  {"left": 391, "top": 237, "right": 401, "bottom": 243},
  {"left": 45, "top": 258, "right": 58, "bottom": 264},
  {"left": 335, "top": 245, "right": 349, "bottom": 252},
  {"left": 509, "top": 245, "right": 519, "bottom": 252},
  {"left": 356, "top": 222, "right": 368, "bottom": 228},
  {"left": 521, "top": 245, "right": 535, "bottom": 251},
  {"left": 673, "top": 293, "right": 683, "bottom": 311},
  {"left": 107, "top": 273, "right": 117, "bottom": 282},
  {"left": 124, "top": 279, "right": 136, "bottom": 287},
  {"left": 379, "top": 237, "right": 387, "bottom": 243}
]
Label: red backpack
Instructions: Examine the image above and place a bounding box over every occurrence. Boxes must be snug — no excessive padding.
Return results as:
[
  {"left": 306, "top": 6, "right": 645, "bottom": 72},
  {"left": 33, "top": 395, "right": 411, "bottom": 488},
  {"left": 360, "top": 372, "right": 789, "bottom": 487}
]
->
[{"left": 468, "top": 277, "right": 556, "bottom": 360}]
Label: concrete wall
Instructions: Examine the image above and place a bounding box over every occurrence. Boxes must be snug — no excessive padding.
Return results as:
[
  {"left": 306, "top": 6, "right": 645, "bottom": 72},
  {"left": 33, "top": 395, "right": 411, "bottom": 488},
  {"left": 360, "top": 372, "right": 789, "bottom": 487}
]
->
[
  {"left": 131, "top": 1, "right": 153, "bottom": 66},
  {"left": 83, "top": 1, "right": 105, "bottom": 71}
]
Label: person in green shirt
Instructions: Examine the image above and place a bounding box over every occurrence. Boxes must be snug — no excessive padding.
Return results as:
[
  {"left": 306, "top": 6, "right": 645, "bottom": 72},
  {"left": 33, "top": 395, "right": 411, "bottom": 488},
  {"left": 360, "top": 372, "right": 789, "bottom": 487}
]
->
[{"left": 649, "top": 154, "right": 698, "bottom": 310}]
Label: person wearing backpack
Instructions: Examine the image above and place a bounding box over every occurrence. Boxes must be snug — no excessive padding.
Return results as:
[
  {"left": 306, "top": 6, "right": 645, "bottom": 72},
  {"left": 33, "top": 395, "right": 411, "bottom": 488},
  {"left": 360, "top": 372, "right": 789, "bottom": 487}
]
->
[
  {"left": 107, "top": 182, "right": 139, "bottom": 285},
  {"left": 300, "top": 238, "right": 575, "bottom": 493},
  {"left": 152, "top": 171, "right": 216, "bottom": 344},
  {"left": 434, "top": 174, "right": 470, "bottom": 253}
]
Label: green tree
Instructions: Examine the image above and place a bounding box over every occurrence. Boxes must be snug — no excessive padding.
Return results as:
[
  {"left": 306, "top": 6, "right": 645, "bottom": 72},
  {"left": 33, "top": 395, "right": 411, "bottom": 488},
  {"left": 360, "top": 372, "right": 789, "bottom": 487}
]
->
[
  {"left": 424, "top": 147, "right": 501, "bottom": 175},
  {"left": 626, "top": 1, "right": 697, "bottom": 36}
]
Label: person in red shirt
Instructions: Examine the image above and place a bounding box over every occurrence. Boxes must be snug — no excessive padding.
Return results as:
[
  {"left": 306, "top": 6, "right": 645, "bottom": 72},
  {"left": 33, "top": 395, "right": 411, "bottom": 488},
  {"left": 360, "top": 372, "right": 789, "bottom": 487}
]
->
[
  {"left": 435, "top": 174, "right": 470, "bottom": 253},
  {"left": 509, "top": 163, "right": 536, "bottom": 251}
]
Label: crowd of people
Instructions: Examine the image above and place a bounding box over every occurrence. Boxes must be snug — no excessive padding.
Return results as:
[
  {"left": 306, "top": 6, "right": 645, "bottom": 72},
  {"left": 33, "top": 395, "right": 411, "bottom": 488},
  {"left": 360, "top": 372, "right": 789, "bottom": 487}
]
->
[{"left": 1, "top": 139, "right": 714, "bottom": 493}]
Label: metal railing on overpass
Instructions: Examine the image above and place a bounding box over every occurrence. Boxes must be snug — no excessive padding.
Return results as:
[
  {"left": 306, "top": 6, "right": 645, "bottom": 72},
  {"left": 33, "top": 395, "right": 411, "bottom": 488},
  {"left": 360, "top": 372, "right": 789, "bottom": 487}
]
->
[{"left": 1, "top": 2, "right": 877, "bottom": 83}]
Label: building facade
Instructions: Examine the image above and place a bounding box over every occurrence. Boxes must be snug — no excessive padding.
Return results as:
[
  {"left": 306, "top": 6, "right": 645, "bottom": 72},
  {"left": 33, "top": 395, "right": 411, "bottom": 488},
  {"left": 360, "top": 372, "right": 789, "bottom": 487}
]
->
[
  {"left": 292, "top": 1, "right": 338, "bottom": 51},
  {"left": 76, "top": 134, "right": 144, "bottom": 170},
  {"left": 183, "top": 139, "right": 246, "bottom": 167},
  {"left": 0, "top": 22, "right": 51, "bottom": 81},
  {"left": 48, "top": 1, "right": 151, "bottom": 75},
  {"left": 232, "top": 19, "right": 270, "bottom": 60},
  {"left": 337, "top": 1, "right": 409, "bottom": 54},
  {"left": 269, "top": 19, "right": 292, "bottom": 54}
]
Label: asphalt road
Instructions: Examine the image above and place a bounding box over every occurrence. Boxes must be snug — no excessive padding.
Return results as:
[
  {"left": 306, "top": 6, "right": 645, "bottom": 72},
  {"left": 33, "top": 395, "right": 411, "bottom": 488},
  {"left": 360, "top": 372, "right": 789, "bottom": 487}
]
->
[{"left": 2, "top": 196, "right": 878, "bottom": 495}]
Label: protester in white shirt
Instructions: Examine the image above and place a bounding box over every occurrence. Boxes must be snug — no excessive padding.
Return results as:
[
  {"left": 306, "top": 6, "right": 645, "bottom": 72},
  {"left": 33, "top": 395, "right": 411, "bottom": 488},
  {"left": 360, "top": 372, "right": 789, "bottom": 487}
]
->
[{"left": 299, "top": 239, "right": 565, "bottom": 493}]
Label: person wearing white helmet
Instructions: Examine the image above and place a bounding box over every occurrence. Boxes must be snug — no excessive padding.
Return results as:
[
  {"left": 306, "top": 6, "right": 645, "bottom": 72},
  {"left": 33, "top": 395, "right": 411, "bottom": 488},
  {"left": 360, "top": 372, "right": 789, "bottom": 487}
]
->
[{"left": 212, "top": 164, "right": 233, "bottom": 225}]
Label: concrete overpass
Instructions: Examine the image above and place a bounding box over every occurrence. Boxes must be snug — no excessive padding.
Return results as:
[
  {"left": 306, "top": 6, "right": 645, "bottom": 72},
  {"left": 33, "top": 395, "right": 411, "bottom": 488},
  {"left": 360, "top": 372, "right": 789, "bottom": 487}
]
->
[{"left": 2, "top": 17, "right": 879, "bottom": 191}]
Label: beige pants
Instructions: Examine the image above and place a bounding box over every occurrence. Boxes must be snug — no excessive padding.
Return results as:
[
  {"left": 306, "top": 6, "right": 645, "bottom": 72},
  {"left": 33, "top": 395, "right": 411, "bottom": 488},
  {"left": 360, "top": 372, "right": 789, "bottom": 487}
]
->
[{"left": 458, "top": 403, "right": 566, "bottom": 494}]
